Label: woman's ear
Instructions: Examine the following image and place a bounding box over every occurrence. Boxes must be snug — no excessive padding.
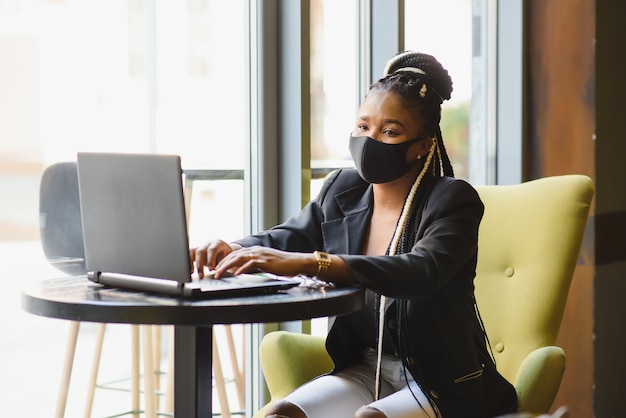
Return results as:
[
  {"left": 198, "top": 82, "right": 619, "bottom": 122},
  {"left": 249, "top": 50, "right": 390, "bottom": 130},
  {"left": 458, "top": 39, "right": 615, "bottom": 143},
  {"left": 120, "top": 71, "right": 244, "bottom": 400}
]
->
[
  {"left": 406, "top": 137, "right": 433, "bottom": 163},
  {"left": 409, "top": 137, "right": 434, "bottom": 161}
]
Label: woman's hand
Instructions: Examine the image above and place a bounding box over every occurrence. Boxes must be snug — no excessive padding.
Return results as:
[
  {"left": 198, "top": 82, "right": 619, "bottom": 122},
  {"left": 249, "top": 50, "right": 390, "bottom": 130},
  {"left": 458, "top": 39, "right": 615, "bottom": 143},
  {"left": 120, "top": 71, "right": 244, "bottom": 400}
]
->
[
  {"left": 213, "top": 246, "right": 316, "bottom": 279},
  {"left": 190, "top": 240, "right": 243, "bottom": 278}
]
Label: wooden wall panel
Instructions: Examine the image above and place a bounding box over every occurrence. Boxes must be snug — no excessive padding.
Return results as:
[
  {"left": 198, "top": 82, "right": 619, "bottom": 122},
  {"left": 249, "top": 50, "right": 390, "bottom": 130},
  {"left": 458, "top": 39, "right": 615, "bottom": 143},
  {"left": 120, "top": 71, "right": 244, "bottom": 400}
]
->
[
  {"left": 591, "top": 0, "right": 626, "bottom": 415},
  {"left": 526, "top": 1, "right": 595, "bottom": 417},
  {"left": 526, "top": 0, "right": 595, "bottom": 180}
]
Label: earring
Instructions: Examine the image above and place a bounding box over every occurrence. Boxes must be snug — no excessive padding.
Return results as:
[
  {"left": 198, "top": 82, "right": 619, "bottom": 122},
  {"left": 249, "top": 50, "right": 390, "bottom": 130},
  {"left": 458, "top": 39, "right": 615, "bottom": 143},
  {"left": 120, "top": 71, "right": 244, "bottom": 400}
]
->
[{"left": 416, "top": 154, "right": 422, "bottom": 160}]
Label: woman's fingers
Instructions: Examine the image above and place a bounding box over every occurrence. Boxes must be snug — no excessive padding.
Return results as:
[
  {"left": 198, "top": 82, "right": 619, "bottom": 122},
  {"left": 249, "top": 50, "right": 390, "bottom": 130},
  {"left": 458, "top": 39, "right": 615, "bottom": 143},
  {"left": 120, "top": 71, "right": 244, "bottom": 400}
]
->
[
  {"left": 191, "top": 240, "right": 234, "bottom": 278},
  {"left": 214, "top": 246, "right": 306, "bottom": 278},
  {"left": 214, "top": 247, "right": 254, "bottom": 278}
]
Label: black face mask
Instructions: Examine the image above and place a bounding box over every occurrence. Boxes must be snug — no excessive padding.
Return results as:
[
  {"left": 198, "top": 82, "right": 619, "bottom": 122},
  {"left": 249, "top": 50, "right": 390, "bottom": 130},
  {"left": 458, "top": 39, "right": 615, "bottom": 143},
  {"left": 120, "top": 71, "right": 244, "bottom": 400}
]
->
[{"left": 349, "top": 135, "right": 422, "bottom": 184}]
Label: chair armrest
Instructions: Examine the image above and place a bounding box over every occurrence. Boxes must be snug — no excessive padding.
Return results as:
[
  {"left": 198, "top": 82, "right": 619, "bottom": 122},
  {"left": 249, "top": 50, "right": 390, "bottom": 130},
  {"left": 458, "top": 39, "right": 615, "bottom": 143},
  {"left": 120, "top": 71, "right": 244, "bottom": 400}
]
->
[
  {"left": 260, "top": 331, "right": 333, "bottom": 399},
  {"left": 254, "top": 331, "right": 332, "bottom": 417},
  {"left": 514, "top": 346, "right": 566, "bottom": 414}
]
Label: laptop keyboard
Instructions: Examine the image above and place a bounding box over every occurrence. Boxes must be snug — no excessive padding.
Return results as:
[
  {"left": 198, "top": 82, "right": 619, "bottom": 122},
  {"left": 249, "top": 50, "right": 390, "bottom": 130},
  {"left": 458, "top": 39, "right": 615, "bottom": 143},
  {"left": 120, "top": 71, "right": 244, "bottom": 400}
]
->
[{"left": 196, "top": 278, "right": 239, "bottom": 289}]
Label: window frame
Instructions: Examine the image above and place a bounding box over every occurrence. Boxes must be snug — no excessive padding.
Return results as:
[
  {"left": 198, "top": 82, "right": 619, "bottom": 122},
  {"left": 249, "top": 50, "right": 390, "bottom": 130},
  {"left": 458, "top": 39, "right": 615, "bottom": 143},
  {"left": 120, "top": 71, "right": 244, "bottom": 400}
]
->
[{"left": 246, "top": 1, "right": 312, "bottom": 413}]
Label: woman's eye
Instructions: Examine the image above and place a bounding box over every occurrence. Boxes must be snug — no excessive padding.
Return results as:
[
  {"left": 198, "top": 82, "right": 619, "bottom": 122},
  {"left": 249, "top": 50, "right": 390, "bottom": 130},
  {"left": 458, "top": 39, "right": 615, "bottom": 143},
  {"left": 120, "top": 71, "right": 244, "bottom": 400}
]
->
[{"left": 383, "top": 129, "right": 398, "bottom": 136}]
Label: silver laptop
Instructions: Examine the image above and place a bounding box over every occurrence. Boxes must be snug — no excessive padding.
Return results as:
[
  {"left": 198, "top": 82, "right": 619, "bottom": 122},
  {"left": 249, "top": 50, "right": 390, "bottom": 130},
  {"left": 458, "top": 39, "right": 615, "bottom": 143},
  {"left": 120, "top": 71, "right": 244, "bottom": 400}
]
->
[{"left": 76, "top": 152, "right": 299, "bottom": 298}]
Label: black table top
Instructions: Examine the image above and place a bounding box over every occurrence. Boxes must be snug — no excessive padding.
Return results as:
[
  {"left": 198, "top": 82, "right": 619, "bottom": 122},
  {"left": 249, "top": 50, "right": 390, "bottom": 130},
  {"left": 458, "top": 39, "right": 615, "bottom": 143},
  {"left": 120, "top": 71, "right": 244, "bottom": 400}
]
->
[{"left": 22, "top": 275, "right": 365, "bottom": 326}]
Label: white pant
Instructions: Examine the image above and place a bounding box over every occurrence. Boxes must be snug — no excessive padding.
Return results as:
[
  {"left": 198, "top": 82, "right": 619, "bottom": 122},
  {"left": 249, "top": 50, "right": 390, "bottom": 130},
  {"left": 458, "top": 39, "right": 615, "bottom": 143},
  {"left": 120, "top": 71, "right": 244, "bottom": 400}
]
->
[{"left": 284, "top": 348, "right": 437, "bottom": 418}]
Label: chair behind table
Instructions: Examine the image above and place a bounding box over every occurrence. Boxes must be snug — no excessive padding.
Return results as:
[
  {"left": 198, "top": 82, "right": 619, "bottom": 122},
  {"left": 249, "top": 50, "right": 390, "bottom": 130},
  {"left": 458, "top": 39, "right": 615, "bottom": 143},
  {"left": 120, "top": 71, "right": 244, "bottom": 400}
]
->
[
  {"left": 39, "top": 161, "right": 161, "bottom": 418},
  {"left": 39, "top": 161, "right": 86, "bottom": 276}
]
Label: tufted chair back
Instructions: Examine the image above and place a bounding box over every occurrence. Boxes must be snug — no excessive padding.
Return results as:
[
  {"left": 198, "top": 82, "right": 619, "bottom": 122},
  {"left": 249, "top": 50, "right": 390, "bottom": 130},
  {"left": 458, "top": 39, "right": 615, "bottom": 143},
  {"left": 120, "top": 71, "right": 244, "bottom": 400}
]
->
[{"left": 473, "top": 174, "right": 594, "bottom": 413}]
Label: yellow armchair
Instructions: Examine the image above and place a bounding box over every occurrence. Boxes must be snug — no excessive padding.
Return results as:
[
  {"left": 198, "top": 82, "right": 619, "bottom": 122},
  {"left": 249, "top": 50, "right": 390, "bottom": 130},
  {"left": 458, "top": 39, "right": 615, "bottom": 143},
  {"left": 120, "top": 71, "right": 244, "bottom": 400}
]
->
[{"left": 254, "top": 175, "right": 594, "bottom": 417}]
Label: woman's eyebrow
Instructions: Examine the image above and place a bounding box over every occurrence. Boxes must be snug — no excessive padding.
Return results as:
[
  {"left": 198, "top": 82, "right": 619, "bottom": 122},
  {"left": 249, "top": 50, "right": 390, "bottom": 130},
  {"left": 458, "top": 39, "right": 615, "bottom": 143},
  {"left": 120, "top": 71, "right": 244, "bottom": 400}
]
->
[
  {"left": 357, "top": 115, "right": 403, "bottom": 125},
  {"left": 382, "top": 118, "right": 406, "bottom": 129}
]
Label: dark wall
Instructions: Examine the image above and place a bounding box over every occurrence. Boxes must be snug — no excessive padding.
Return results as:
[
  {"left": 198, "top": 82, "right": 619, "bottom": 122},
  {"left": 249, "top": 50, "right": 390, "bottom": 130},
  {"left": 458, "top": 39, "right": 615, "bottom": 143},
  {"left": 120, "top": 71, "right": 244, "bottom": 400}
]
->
[
  {"left": 593, "top": 1, "right": 626, "bottom": 416},
  {"left": 526, "top": 0, "right": 626, "bottom": 416}
]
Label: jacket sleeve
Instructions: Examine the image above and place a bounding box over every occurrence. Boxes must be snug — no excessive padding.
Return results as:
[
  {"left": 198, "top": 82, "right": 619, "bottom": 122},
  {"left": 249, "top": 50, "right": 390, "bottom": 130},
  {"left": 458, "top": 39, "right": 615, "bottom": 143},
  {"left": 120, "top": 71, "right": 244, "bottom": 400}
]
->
[{"left": 340, "top": 178, "right": 484, "bottom": 300}]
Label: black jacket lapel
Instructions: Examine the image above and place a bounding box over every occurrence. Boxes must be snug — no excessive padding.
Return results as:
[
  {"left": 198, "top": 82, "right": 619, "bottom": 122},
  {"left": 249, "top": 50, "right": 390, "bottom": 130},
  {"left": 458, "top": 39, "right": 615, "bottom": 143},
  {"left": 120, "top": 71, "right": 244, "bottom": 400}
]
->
[{"left": 321, "top": 182, "right": 372, "bottom": 255}]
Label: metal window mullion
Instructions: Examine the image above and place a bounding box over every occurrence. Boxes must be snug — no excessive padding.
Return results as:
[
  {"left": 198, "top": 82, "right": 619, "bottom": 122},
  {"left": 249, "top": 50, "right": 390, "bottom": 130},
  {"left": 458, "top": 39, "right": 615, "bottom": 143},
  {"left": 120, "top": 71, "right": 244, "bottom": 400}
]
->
[
  {"left": 246, "top": 0, "right": 311, "bottom": 414},
  {"left": 496, "top": 0, "right": 524, "bottom": 185},
  {"left": 246, "top": 1, "right": 280, "bottom": 415},
  {"left": 358, "top": 0, "right": 404, "bottom": 103},
  {"left": 470, "top": 0, "right": 524, "bottom": 186},
  {"left": 469, "top": 0, "right": 497, "bottom": 186},
  {"left": 147, "top": 0, "right": 157, "bottom": 153},
  {"left": 278, "top": 0, "right": 311, "bottom": 220},
  {"left": 357, "top": 0, "right": 372, "bottom": 102},
  {"left": 271, "top": 0, "right": 311, "bottom": 347},
  {"left": 487, "top": 0, "right": 498, "bottom": 185},
  {"left": 248, "top": 1, "right": 279, "bottom": 236},
  {"left": 368, "top": 0, "right": 404, "bottom": 90}
]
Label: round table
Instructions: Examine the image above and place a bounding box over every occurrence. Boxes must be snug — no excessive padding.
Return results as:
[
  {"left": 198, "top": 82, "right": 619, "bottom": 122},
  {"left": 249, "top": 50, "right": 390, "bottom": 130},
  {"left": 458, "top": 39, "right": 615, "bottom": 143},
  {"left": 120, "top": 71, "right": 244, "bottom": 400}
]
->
[{"left": 22, "top": 275, "right": 365, "bottom": 418}]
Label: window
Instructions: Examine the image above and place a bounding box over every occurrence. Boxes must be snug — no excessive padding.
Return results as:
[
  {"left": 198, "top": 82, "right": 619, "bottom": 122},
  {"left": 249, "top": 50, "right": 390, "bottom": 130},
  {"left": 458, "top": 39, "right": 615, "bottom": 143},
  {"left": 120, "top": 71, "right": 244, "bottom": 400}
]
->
[
  {"left": 310, "top": 0, "right": 357, "bottom": 176},
  {"left": 0, "top": 0, "right": 247, "bottom": 242},
  {"left": 404, "top": 0, "right": 473, "bottom": 181},
  {"left": 1, "top": 1, "right": 248, "bottom": 415}
]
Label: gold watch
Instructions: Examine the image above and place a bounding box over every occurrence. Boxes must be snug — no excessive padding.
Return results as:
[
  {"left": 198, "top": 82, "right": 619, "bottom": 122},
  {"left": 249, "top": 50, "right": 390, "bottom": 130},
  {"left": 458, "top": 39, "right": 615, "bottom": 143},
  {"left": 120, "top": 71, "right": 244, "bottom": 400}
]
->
[{"left": 313, "top": 251, "right": 331, "bottom": 278}]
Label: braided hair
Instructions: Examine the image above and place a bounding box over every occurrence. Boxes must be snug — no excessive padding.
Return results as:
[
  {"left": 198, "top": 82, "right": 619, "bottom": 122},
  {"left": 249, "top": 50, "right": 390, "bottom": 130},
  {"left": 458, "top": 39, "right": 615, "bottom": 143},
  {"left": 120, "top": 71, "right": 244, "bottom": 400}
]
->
[{"left": 372, "top": 51, "right": 455, "bottom": 417}]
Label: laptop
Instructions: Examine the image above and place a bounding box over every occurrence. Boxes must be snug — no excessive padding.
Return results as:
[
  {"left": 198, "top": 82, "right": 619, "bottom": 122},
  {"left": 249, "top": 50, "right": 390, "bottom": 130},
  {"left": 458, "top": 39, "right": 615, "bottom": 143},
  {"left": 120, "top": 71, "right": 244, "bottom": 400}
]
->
[{"left": 76, "top": 152, "right": 300, "bottom": 298}]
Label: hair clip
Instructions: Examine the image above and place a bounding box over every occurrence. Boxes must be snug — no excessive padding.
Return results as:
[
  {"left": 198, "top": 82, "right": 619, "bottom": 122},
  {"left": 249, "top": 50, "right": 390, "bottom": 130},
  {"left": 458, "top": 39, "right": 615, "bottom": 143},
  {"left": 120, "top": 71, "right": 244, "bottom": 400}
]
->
[
  {"left": 394, "top": 67, "right": 426, "bottom": 75},
  {"left": 419, "top": 83, "right": 427, "bottom": 98}
]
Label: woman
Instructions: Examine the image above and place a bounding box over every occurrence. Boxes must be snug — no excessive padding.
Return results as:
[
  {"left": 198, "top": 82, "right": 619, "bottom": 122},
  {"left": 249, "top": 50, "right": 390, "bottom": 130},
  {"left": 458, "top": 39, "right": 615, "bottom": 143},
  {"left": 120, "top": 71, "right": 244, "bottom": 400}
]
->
[{"left": 191, "top": 51, "right": 518, "bottom": 418}]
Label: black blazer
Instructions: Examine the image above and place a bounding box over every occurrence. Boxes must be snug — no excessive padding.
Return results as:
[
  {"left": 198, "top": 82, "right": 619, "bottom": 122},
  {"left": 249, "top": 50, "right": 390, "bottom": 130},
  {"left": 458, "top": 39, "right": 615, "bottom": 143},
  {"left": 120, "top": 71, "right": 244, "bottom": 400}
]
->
[{"left": 236, "top": 169, "right": 517, "bottom": 417}]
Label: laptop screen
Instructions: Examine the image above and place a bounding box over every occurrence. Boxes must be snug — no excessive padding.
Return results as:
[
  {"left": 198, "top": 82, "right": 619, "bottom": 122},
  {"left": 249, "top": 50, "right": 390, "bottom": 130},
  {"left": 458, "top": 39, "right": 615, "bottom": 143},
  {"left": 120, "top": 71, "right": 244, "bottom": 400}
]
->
[{"left": 77, "top": 152, "right": 192, "bottom": 283}]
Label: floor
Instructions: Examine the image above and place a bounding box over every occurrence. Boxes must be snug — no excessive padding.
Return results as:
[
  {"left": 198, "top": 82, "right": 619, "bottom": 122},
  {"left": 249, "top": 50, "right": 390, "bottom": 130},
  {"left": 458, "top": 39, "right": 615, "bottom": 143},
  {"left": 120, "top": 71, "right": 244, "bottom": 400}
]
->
[{"left": 0, "top": 241, "right": 243, "bottom": 417}]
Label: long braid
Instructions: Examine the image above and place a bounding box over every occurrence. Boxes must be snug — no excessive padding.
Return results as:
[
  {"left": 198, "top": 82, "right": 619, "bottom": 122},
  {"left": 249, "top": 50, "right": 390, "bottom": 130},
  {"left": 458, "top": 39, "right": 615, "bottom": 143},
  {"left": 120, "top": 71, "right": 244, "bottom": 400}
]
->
[
  {"left": 435, "top": 127, "right": 455, "bottom": 177},
  {"left": 375, "top": 142, "right": 437, "bottom": 401},
  {"left": 395, "top": 167, "right": 440, "bottom": 417}
]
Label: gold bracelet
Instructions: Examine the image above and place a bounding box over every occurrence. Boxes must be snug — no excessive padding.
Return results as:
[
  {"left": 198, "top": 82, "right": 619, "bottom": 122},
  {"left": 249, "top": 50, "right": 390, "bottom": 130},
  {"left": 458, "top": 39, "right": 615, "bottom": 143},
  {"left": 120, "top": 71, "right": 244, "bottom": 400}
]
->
[{"left": 313, "top": 251, "right": 331, "bottom": 279}]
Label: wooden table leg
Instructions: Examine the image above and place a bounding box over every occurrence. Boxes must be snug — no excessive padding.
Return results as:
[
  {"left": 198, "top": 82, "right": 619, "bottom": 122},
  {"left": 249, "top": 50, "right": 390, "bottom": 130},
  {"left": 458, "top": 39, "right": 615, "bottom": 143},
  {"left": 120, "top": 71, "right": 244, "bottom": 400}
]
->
[
  {"left": 141, "top": 325, "right": 157, "bottom": 418},
  {"left": 55, "top": 321, "right": 79, "bottom": 418}
]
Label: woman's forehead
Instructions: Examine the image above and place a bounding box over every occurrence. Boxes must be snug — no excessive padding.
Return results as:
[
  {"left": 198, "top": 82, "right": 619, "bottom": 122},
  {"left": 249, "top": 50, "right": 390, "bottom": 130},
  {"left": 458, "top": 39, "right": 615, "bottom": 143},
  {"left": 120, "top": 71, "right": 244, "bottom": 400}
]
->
[{"left": 358, "top": 92, "right": 419, "bottom": 125}]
